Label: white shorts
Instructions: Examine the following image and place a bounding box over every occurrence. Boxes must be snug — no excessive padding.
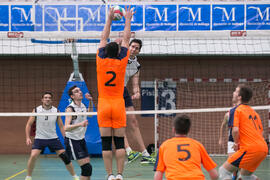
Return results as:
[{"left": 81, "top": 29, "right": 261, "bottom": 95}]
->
[{"left": 227, "top": 141, "right": 235, "bottom": 154}]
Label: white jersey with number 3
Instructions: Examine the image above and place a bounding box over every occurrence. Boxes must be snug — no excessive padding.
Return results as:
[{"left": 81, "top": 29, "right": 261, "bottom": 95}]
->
[{"left": 35, "top": 105, "right": 58, "bottom": 139}]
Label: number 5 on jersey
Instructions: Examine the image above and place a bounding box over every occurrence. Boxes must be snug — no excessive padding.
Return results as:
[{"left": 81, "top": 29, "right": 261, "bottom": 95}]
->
[{"left": 177, "top": 144, "right": 191, "bottom": 161}]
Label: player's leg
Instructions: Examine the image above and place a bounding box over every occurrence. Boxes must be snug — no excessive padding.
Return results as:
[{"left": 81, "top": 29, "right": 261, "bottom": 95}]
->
[
  {"left": 126, "top": 106, "right": 155, "bottom": 164},
  {"left": 113, "top": 127, "right": 126, "bottom": 179},
  {"left": 124, "top": 90, "right": 142, "bottom": 163},
  {"left": 77, "top": 157, "right": 91, "bottom": 180},
  {"left": 65, "top": 137, "right": 92, "bottom": 180},
  {"left": 100, "top": 127, "right": 113, "bottom": 179},
  {"left": 112, "top": 98, "right": 126, "bottom": 180},
  {"left": 48, "top": 138, "right": 78, "bottom": 179},
  {"left": 98, "top": 98, "right": 115, "bottom": 179},
  {"left": 227, "top": 141, "right": 238, "bottom": 180},
  {"left": 238, "top": 169, "right": 259, "bottom": 180},
  {"left": 56, "top": 149, "right": 79, "bottom": 180},
  {"left": 26, "top": 149, "right": 41, "bottom": 179}
]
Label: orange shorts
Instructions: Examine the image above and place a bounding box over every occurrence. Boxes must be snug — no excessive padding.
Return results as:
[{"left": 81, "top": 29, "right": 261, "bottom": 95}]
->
[
  {"left": 97, "top": 98, "right": 126, "bottom": 128},
  {"left": 227, "top": 148, "right": 267, "bottom": 172}
]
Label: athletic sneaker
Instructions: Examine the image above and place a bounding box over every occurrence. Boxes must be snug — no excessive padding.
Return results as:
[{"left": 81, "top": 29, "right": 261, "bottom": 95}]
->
[
  {"left": 25, "top": 176, "right": 32, "bottom": 180},
  {"left": 73, "top": 175, "right": 80, "bottom": 180},
  {"left": 140, "top": 155, "right": 156, "bottom": 165},
  {"left": 107, "top": 174, "right": 115, "bottom": 180},
  {"left": 115, "top": 174, "right": 123, "bottom": 180},
  {"left": 127, "top": 151, "right": 141, "bottom": 163}
]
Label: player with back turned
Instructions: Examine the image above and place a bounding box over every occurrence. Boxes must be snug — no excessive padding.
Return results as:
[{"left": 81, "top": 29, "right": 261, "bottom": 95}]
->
[
  {"left": 219, "top": 84, "right": 268, "bottom": 180},
  {"left": 96, "top": 6, "right": 134, "bottom": 180}
]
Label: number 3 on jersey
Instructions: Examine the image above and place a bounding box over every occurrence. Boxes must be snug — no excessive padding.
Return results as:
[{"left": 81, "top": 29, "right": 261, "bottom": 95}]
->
[
  {"left": 105, "top": 71, "right": 116, "bottom": 86},
  {"left": 177, "top": 144, "right": 191, "bottom": 161}
]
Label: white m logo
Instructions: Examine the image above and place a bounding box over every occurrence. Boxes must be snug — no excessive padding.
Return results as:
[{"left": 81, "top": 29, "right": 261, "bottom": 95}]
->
[
  {"left": 12, "top": 7, "right": 34, "bottom": 22},
  {"left": 179, "top": 7, "right": 202, "bottom": 22},
  {"left": 248, "top": 7, "right": 270, "bottom": 21},
  {"left": 79, "top": 7, "right": 101, "bottom": 22},
  {"left": 214, "top": 7, "right": 236, "bottom": 21},
  {"left": 45, "top": 7, "right": 68, "bottom": 22},
  {"left": 147, "top": 7, "right": 168, "bottom": 22}
]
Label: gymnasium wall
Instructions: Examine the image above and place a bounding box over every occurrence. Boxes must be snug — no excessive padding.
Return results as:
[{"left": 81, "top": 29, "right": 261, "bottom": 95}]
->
[{"left": 0, "top": 55, "right": 269, "bottom": 153}]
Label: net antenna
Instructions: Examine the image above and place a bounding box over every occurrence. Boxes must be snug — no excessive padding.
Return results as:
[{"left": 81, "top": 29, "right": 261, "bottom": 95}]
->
[{"left": 68, "top": 39, "right": 84, "bottom": 81}]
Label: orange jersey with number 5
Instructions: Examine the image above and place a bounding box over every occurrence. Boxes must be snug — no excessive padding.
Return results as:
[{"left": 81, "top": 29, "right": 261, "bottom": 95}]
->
[
  {"left": 96, "top": 47, "right": 129, "bottom": 98},
  {"left": 154, "top": 137, "right": 217, "bottom": 180}
]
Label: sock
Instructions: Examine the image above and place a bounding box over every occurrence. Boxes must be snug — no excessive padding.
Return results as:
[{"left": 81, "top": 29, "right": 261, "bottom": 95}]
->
[
  {"left": 126, "top": 147, "right": 132, "bottom": 155},
  {"left": 142, "top": 149, "right": 150, "bottom": 157}
]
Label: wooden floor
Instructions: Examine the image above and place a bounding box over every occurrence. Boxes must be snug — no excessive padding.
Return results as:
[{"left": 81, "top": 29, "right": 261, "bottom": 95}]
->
[{"left": 1, "top": 155, "right": 270, "bottom": 180}]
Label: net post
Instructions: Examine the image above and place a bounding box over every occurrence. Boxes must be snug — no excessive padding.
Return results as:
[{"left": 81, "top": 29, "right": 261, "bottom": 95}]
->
[{"left": 154, "top": 79, "right": 159, "bottom": 152}]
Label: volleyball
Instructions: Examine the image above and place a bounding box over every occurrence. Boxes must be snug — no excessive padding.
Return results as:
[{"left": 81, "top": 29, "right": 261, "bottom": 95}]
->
[{"left": 112, "top": 5, "right": 125, "bottom": 21}]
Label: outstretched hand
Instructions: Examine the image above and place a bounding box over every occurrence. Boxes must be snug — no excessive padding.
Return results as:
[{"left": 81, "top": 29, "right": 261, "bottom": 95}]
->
[
  {"left": 124, "top": 6, "right": 135, "bottom": 21},
  {"left": 85, "top": 93, "right": 93, "bottom": 101},
  {"left": 108, "top": 7, "right": 114, "bottom": 20}
]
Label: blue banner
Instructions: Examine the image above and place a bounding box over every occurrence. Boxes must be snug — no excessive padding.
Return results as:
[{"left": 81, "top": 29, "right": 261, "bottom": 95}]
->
[
  {"left": 145, "top": 5, "right": 177, "bottom": 31},
  {"left": 0, "top": 3, "right": 269, "bottom": 32},
  {"left": 179, "top": 5, "right": 210, "bottom": 31},
  {"left": 0, "top": 6, "right": 9, "bottom": 31},
  {"left": 212, "top": 5, "right": 244, "bottom": 30},
  {"left": 246, "top": 4, "right": 270, "bottom": 30}
]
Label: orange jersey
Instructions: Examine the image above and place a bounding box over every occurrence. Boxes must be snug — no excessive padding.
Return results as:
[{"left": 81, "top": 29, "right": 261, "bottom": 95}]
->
[
  {"left": 228, "top": 104, "right": 268, "bottom": 152},
  {"left": 154, "top": 137, "right": 217, "bottom": 180},
  {"left": 96, "top": 47, "right": 130, "bottom": 98}
]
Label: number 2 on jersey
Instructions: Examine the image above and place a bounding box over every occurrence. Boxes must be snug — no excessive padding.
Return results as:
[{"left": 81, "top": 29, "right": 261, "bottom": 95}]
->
[
  {"left": 177, "top": 144, "right": 191, "bottom": 161},
  {"left": 105, "top": 71, "right": 116, "bottom": 86}
]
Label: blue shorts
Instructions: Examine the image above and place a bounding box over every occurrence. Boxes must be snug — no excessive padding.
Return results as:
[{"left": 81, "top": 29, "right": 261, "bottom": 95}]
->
[
  {"left": 124, "top": 87, "right": 133, "bottom": 107},
  {"left": 32, "top": 138, "right": 64, "bottom": 152},
  {"left": 64, "top": 137, "right": 89, "bottom": 160}
]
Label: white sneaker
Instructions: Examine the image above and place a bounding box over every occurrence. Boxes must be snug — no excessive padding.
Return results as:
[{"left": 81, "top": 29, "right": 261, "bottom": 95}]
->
[
  {"left": 25, "top": 176, "right": 32, "bottom": 180},
  {"left": 73, "top": 175, "right": 79, "bottom": 180},
  {"left": 115, "top": 174, "right": 123, "bottom": 180},
  {"left": 107, "top": 174, "right": 115, "bottom": 180}
]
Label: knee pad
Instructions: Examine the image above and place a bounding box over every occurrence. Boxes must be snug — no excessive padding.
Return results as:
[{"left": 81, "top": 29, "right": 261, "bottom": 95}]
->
[
  {"left": 113, "top": 136, "right": 124, "bottom": 149},
  {"left": 219, "top": 166, "right": 232, "bottom": 180},
  {"left": 59, "top": 152, "right": 71, "bottom": 165},
  {"left": 241, "top": 175, "right": 257, "bottom": 180},
  {"left": 81, "top": 163, "right": 92, "bottom": 177},
  {"left": 101, "top": 136, "right": 112, "bottom": 151}
]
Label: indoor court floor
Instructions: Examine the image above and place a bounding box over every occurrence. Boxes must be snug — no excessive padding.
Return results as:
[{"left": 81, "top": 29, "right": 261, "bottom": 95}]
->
[{"left": 1, "top": 155, "right": 270, "bottom": 180}]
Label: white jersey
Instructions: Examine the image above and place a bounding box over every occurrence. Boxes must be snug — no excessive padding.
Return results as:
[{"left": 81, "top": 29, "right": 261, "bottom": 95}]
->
[
  {"left": 65, "top": 101, "right": 87, "bottom": 140},
  {"left": 124, "top": 56, "right": 141, "bottom": 86},
  {"left": 35, "top": 105, "right": 58, "bottom": 139}
]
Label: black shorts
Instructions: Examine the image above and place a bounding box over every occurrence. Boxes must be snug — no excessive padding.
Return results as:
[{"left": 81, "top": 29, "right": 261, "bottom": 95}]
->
[
  {"left": 64, "top": 137, "right": 89, "bottom": 160},
  {"left": 32, "top": 138, "right": 64, "bottom": 152},
  {"left": 124, "top": 87, "right": 133, "bottom": 107}
]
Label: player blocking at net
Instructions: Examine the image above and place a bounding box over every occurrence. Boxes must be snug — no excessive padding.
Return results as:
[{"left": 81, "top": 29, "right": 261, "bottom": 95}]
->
[
  {"left": 219, "top": 84, "right": 268, "bottom": 180},
  {"left": 96, "top": 6, "right": 134, "bottom": 180},
  {"left": 154, "top": 115, "right": 218, "bottom": 180},
  {"left": 25, "top": 92, "right": 79, "bottom": 180}
]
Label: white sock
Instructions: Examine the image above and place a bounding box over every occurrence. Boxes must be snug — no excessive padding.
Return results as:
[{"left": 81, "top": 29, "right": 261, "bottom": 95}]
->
[
  {"left": 72, "top": 175, "right": 78, "bottom": 177},
  {"left": 142, "top": 149, "right": 150, "bottom": 157},
  {"left": 126, "top": 147, "right": 132, "bottom": 155}
]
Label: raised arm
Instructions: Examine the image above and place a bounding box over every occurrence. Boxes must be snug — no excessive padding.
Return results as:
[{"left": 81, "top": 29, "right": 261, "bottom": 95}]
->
[
  {"left": 121, "top": 6, "right": 135, "bottom": 48},
  {"left": 99, "top": 8, "right": 114, "bottom": 49},
  {"left": 218, "top": 112, "right": 229, "bottom": 146},
  {"left": 131, "top": 71, "right": 140, "bottom": 100},
  {"left": 85, "top": 93, "right": 93, "bottom": 118},
  {"left": 25, "top": 109, "right": 36, "bottom": 146}
]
